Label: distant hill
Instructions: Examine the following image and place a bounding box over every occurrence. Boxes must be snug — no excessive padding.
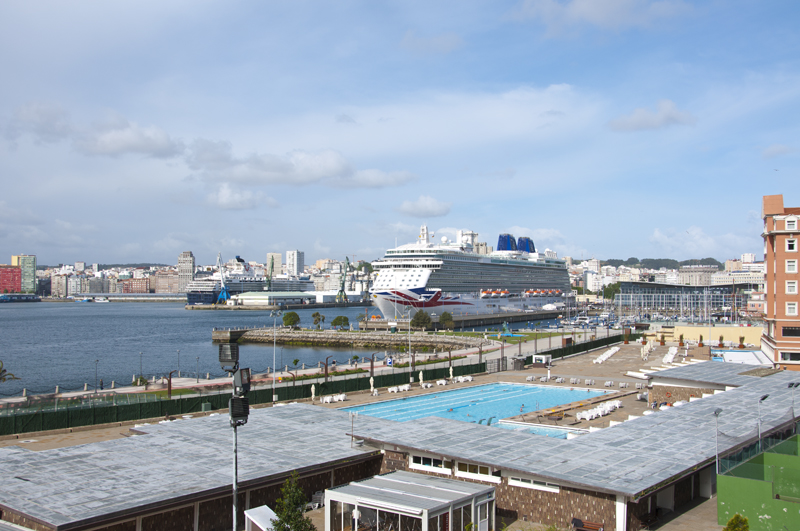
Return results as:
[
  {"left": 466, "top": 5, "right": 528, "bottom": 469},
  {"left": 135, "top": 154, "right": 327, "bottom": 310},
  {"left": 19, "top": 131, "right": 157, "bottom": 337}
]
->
[{"left": 602, "top": 257, "right": 722, "bottom": 270}]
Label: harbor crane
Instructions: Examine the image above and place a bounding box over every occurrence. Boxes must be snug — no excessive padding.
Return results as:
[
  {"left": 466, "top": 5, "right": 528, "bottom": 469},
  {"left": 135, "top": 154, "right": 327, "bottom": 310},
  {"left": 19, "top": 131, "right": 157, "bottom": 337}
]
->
[
  {"left": 215, "top": 253, "right": 231, "bottom": 304},
  {"left": 265, "top": 255, "right": 274, "bottom": 291},
  {"left": 336, "top": 257, "right": 350, "bottom": 303}
]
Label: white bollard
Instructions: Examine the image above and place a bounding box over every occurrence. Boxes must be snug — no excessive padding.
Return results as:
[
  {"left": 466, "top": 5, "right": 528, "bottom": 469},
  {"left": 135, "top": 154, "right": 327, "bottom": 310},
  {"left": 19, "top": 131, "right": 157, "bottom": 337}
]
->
[
  {"left": 207, "top": 373, "right": 210, "bottom": 379},
  {"left": 111, "top": 381, "right": 115, "bottom": 389},
  {"left": 23, "top": 388, "right": 27, "bottom": 397},
  {"left": 84, "top": 383, "right": 88, "bottom": 391},
  {"left": 55, "top": 385, "right": 59, "bottom": 394},
  {"left": 132, "top": 374, "right": 136, "bottom": 384}
]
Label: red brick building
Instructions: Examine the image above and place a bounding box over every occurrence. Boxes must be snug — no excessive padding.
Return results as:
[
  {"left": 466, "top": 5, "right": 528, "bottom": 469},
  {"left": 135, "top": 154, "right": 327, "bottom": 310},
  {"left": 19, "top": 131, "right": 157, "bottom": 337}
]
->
[
  {"left": 761, "top": 194, "right": 800, "bottom": 370},
  {"left": 0, "top": 265, "right": 21, "bottom": 294},
  {"left": 119, "top": 277, "right": 150, "bottom": 293}
]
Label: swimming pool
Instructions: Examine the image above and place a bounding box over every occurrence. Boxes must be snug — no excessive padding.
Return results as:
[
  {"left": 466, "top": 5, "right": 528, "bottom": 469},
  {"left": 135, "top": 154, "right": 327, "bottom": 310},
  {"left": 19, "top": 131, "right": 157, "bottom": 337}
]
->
[{"left": 341, "top": 383, "right": 606, "bottom": 424}]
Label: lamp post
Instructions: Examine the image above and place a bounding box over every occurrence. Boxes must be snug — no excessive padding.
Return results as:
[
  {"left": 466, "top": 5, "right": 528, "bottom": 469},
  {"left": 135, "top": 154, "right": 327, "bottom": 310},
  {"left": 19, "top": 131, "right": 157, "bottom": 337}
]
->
[
  {"left": 196, "top": 356, "right": 200, "bottom": 384},
  {"left": 713, "top": 408, "right": 722, "bottom": 474},
  {"left": 139, "top": 352, "right": 143, "bottom": 383},
  {"left": 270, "top": 310, "right": 282, "bottom": 405},
  {"left": 757, "top": 394, "right": 769, "bottom": 449},
  {"left": 177, "top": 349, "right": 180, "bottom": 378},
  {"left": 789, "top": 382, "right": 799, "bottom": 414},
  {"left": 94, "top": 359, "right": 99, "bottom": 394}
]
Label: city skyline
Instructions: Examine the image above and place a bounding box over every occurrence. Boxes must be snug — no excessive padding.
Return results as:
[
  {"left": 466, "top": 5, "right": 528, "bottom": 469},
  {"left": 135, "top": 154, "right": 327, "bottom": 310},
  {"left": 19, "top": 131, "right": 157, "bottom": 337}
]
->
[{"left": 1, "top": 1, "right": 798, "bottom": 265}]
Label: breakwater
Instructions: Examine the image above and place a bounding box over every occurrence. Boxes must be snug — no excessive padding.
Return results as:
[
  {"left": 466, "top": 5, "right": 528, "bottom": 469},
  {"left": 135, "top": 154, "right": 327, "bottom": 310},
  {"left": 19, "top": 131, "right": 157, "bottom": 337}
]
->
[{"left": 214, "top": 327, "right": 489, "bottom": 351}]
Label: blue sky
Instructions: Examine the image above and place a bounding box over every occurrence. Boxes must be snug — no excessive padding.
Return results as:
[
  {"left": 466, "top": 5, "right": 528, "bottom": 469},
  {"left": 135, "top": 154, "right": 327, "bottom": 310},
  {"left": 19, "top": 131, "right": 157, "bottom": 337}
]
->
[{"left": 1, "top": 0, "right": 798, "bottom": 266}]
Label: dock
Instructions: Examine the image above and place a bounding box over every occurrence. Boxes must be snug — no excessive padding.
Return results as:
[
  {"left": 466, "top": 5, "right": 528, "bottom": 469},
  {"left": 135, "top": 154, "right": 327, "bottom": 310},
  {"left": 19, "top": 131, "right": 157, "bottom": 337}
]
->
[{"left": 360, "top": 309, "right": 561, "bottom": 331}]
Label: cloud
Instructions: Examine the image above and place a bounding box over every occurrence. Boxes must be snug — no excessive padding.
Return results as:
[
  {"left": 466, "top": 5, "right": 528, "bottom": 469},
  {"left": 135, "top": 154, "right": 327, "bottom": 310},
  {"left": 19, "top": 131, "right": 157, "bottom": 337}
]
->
[
  {"left": 396, "top": 196, "right": 452, "bottom": 217},
  {"left": 6, "top": 102, "right": 72, "bottom": 144},
  {"left": 649, "top": 226, "right": 717, "bottom": 256},
  {"left": 187, "top": 140, "right": 414, "bottom": 188},
  {"left": 335, "top": 114, "right": 358, "bottom": 124},
  {"left": 608, "top": 99, "right": 695, "bottom": 131},
  {"left": 313, "top": 239, "right": 332, "bottom": 255},
  {"left": 206, "top": 183, "right": 273, "bottom": 210},
  {"left": 762, "top": 144, "right": 792, "bottom": 159},
  {"left": 515, "top": 0, "right": 689, "bottom": 35},
  {"left": 401, "top": 30, "right": 464, "bottom": 55},
  {"left": 74, "top": 113, "right": 184, "bottom": 158}
]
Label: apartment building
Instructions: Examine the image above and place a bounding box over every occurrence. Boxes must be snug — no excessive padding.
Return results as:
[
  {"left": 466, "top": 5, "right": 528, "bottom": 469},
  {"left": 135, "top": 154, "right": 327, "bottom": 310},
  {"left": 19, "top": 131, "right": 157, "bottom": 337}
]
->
[{"left": 761, "top": 194, "right": 800, "bottom": 370}]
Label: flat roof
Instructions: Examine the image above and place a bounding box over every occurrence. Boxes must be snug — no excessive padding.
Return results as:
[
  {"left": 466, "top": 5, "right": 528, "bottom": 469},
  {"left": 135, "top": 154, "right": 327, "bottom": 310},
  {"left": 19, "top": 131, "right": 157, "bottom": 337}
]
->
[
  {"left": 329, "top": 471, "right": 493, "bottom": 513},
  {"left": 353, "top": 362, "right": 800, "bottom": 499},
  {"left": 0, "top": 404, "right": 390, "bottom": 529},
  {"left": 649, "top": 360, "right": 774, "bottom": 387}
]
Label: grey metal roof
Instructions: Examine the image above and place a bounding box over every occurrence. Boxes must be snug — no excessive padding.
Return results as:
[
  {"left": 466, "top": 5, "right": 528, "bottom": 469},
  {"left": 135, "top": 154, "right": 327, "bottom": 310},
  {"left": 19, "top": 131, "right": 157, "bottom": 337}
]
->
[
  {"left": 354, "top": 362, "right": 800, "bottom": 499},
  {"left": 329, "top": 471, "right": 492, "bottom": 513},
  {"left": 648, "top": 360, "right": 774, "bottom": 387},
  {"left": 0, "top": 404, "right": 390, "bottom": 529}
]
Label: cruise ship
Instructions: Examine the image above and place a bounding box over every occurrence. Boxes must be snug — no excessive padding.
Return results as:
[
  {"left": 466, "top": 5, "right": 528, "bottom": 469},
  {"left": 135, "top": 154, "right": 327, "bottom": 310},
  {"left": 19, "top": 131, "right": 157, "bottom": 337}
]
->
[
  {"left": 370, "top": 226, "right": 570, "bottom": 319},
  {"left": 185, "top": 254, "right": 314, "bottom": 305}
]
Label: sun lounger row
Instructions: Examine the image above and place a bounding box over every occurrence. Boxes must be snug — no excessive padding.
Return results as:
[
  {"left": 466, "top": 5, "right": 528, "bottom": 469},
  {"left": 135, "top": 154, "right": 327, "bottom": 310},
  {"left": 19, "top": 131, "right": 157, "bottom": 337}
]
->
[
  {"left": 388, "top": 384, "right": 412, "bottom": 393},
  {"left": 421, "top": 382, "right": 433, "bottom": 389},
  {"left": 455, "top": 375, "right": 473, "bottom": 383},
  {"left": 603, "top": 381, "right": 614, "bottom": 387},
  {"left": 576, "top": 400, "right": 622, "bottom": 421},
  {"left": 619, "top": 382, "right": 631, "bottom": 388},
  {"left": 593, "top": 346, "right": 620, "bottom": 364},
  {"left": 322, "top": 394, "right": 347, "bottom": 403},
  {"left": 436, "top": 379, "right": 448, "bottom": 386},
  {"left": 635, "top": 383, "right": 645, "bottom": 389}
]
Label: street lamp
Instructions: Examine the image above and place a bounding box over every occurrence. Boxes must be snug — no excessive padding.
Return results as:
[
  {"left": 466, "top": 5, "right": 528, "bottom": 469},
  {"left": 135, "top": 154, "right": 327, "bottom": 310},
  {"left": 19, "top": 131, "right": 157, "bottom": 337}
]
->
[
  {"left": 94, "top": 359, "right": 99, "bottom": 394},
  {"left": 270, "top": 309, "right": 283, "bottom": 405},
  {"left": 196, "top": 356, "right": 200, "bottom": 384},
  {"left": 177, "top": 349, "right": 180, "bottom": 378},
  {"left": 788, "top": 383, "right": 799, "bottom": 413},
  {"left": 757, "top": 394, "right": 769, "bottom": 449},
  {"left": 713, "top": 408, "right": 722, "bottom": 474},
  {"left": 139, "top": 352, "right": 143, "bottom": 383}
]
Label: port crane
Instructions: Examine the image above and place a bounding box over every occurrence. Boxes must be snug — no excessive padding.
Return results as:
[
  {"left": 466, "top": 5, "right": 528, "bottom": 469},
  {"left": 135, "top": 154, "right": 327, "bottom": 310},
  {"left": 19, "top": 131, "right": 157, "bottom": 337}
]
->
[
  {"left": 335, "top": 257, "right": 350, "bottom": 303},
  {"left": 265, "top": 255, "right": 274, "bottom": 291},
  {"left": 215, "top": 253, "right": 230, "bottom": 304}
]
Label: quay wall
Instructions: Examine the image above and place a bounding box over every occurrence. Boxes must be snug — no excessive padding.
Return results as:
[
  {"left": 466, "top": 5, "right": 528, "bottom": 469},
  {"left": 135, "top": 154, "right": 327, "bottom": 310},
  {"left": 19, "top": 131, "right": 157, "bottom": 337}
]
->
[{"left": 235, "top": 329, "right": 487, "bottom": 351}]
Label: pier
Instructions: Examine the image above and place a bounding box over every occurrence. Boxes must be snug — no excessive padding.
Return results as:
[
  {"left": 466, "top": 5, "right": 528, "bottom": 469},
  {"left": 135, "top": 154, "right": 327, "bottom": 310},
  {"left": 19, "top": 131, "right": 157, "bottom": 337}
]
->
[{"left": 360, "top": 309, "right": 561, "bottom": 331}]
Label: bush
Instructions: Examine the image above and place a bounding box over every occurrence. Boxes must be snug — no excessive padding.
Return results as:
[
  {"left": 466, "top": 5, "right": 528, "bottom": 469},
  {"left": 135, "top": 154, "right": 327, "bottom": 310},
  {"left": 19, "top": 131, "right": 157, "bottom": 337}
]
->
[
  {"left": 723, "top": 514, "right": 748, "bottom": 531},
  {"left": 283, "top": 312, "right": 300, "bottom": 328},
  {"left": 271, "top": 471, "right": 316, "bottom": 531}
]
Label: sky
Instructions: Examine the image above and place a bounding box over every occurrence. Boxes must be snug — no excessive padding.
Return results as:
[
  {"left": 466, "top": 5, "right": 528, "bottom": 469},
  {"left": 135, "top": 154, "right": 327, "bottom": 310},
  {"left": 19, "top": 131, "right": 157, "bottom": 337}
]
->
[{"left": 1, "top": 0, "right": 798, "bottom": 267}]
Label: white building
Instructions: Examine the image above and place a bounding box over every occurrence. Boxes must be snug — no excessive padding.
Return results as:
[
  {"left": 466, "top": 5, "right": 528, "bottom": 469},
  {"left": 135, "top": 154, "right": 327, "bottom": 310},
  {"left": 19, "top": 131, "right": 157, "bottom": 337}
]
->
[
  {"left": 266, "top": 252, "right": 282, "bottom": 274},
  {"left": 287, "top": 250, "right": 304, "bottom": 276},
  {"left": 741, "top": 252, "right": 756, "bottom": 264},
  {"left": 178, "top": 251, "right": 195, "bottom": 293}
]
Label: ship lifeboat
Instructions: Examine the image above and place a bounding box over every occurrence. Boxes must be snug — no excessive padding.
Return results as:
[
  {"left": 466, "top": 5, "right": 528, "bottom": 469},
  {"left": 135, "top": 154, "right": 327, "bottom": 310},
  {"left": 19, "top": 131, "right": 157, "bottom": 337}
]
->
[
  {"left": 480, "top": 290, "right": 492, "bottom": 298},
  {"left": 500, "top": 290, "right": 510, "bottom": 298},
  {"left": 490, "top": 290, "right": 501, "bottom": 298}
]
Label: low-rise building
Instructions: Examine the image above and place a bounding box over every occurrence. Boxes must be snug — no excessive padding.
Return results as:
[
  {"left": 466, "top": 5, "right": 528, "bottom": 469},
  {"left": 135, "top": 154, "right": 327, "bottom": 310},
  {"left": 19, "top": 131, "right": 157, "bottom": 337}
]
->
[{"left": 0, "top": 265, "right": 21, "bottom": 293}]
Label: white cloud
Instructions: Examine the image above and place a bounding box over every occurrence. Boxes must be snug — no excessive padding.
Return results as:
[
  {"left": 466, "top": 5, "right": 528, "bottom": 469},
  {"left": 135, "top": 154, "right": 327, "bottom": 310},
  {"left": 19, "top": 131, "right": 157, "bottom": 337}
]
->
[
  {"left": 313, "top": 239, "right": 332, "bottom": 255},
  {"left": 6, "top": 102, "right": 72, "bottom": 144},
  {"left": 762, "top": 144, "right": 792, "bottom": 159},
  {"left": 649, "top": 226, "right": 717, "bottom": 256},
  {"left": 396, "top": 196, "right": 452, "bottom": 218},
  {"left": 206, "top": 183, "right": 273, "bottom": 210},
  {"left": 401, "top": 30, "right": 464, "bottom": 55},
  {"left": 74, "top": 113, "right": 184, "bottom": 158},
  {"left": 187, "top": 140, "right": 413, "bottom": 188},
  {"left": 515, "top": 0, "right": 689, "bottom": 35},
  {"left": 609, "top": 99, "right": 695, "bottom": 131}
]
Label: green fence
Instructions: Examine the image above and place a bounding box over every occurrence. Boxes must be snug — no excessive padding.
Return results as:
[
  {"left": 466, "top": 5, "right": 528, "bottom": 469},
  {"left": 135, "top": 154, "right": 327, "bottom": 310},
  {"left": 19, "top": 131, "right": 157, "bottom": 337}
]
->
[{"left": 0, "top": 333, "right": 628, "bottom": 436}]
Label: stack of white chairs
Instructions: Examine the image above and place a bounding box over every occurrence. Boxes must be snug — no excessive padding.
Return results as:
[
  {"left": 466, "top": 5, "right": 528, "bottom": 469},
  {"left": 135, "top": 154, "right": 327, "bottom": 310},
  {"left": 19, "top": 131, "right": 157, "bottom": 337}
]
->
[
  {"left": 388, "top": 386, "right": 399, "bottom": 393},
  {"left": 576, "top": 400, "right": 622, "bottom": 421},
  {"left": 619, "top": 382, "right": 630, "bottom": 389},
  {"left": 593, "top": 346, "right": 621, "bottom": 364},
  {"left": 331, "top": 393, "right": 347, "bottom": 402},
  {"left": 525, "top": 375, "right": 536, "bottom": 382},
  {"left": 585, "top": 379, "right": 595, "bottom": 386},
  {"left": 436, "top": 379, "right": 447, "bottom": 386},
  {"left": 539, "top": 376, "right": 549, "bottom": 382},
  {"left": 322, "top": 395, "right": 333, "bottom": 403},
  {"left": 460, "top": 375, "right": 473, "bottom": 382},
  {"left": 555, "top": 377, "right": 565, "bottom": 383},
  {"left": 399, "top": 384, "right": 411, "bottom": 392},
  {"left": 604, "top": 380, "right": 614, "bottom": 387},
  {"left": 635, "top": 383, "right": 645, "bottom": 389},
  {"left": 421, "top": 382, "right": 433, "bottom": 389},
  {"left": 570, "top": 378, "right": 579, "bottom": 384},
  {"left": 662, "top": 346, "right": 678, "bottom": 365}
]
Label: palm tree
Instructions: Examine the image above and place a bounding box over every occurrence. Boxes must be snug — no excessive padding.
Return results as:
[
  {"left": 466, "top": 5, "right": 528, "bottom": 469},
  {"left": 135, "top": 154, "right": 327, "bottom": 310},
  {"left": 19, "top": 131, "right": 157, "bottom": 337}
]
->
[{"left": 0, "top": 361, "right": 20, "bottom": 383}]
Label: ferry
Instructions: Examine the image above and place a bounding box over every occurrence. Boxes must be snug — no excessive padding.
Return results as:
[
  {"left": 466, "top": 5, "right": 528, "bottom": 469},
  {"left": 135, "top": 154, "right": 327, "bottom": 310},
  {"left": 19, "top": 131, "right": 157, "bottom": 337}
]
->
[{"left": 370, "top": 225, "right": 571, "bottom": 319}]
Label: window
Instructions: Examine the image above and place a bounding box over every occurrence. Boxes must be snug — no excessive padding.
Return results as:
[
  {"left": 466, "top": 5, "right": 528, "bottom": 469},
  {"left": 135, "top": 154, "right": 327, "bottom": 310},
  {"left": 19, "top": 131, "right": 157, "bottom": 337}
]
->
[
  {"left": 788, "top": 219, "right": 798, "bottom": 231},
  {"left": 410, "top": 454, "right": 451, "bottom": 474},
  {"left": 788, "top": 260, "right": 798, "bottom": 274},
  {"left": 788, "top": 281, "right": 798, "bottom": 295},
  {"left": 782, "top": 327, "right": 800, "bottom": 337},
  {"left": 780, "top": 352, "right": 800, "bottom": 361},
  {"left": 455, "top": 461, "right": 500, "bottom": 483},
  {"left": 788, "top": 302, "right": 798, "bottom": 316},
  {"left": 508, "top": 476, "right": 561, "bottom": 493},
  {"left": 789, "top": 239, "right": 798, "bottom": 252}
]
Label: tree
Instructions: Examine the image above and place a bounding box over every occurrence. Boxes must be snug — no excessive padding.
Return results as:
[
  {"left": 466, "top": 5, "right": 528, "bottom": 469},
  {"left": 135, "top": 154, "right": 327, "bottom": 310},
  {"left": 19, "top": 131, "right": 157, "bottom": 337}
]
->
[
  {"left": 723, "top": 514, "right": 748, "bottom": 531},
  {"left": 311, "top": 312, "right": 326, "bottom": 330},
  {"left": 0, "top": 361, "right": 20, "bottom": 383},
  {"left": 439, "top": 311, "right": 454, "bottom": 330},
  {"left": 271, "top": 471, "right": 316, "bottom": 531},
  {"left": 331, "top": 315, "right": 350, "bottom": 329},
  {"left": 283, "top": 311, "right": 301, "bottom": 328},
  {"left": 602, "top": 282, "right": 621, "bottom": 299},
  {"left": 410, "top": 310, "right": 432, "bottom": 329},
  {"left": 356, "top": 262, "right": 374, "bottom": 274}
]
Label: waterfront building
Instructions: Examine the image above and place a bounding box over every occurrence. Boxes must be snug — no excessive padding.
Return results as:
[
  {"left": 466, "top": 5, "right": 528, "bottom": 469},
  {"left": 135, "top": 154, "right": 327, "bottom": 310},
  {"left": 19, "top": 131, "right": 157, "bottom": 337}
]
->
[
  {"left": 615, "top": 281, "right": 748, "bottom": 318},
  {"left": 677, "top": 265, "right": 717, "bottom": 286},
  {"left": 11, "top": 254, "right": 36, "bottom": 293},
  {"left": 74, "top": 261, "right": 86, "bottom": 272},
  {"left": 724, "top": 259, "right": 742, "bottom": 272},
  {"left": 177, "top": 251, "right": 195, "bottom": 293},
  {"left": 761, "top": 194, "right": 800, "bottom": 370},
  {"left": 92, "top": 263, "right": 99, "bottom": 273},
  {"left": 742, "top": 252, "right": 756, "bottom": 263},
  {"left": 154, "top": 270, "right": 180, "bottom": 293},
  {"left": 711, "top": 270, "right": 766, "bottom": 292},
  {"left": 0, "top": 265, "right": 21, "bottom": 293},
  {"left": 266, "top": 252, "right": 282, "bottom": 273},
  {"left": 50, "top": 274, "right": 68, "bottom": 298},
  {"left": 287, "top": 250, "right": 304, "bottom": 276}
]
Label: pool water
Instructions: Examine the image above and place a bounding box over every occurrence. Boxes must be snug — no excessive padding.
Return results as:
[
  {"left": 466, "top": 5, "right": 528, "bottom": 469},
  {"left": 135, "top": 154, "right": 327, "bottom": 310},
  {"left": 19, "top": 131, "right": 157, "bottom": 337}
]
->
[
  {"left": 494, "top": 422, "right": 578, "bottom": 439},
  {"left": 341, "top": 383, "right": 606, "bottom": 424}
]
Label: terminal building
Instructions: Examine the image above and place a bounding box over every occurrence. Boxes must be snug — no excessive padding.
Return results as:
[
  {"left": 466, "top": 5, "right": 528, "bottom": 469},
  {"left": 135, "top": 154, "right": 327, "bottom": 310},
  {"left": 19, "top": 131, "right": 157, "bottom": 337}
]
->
[{"left": 615, "top": 281, "right": 750, "bottom": 318}]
